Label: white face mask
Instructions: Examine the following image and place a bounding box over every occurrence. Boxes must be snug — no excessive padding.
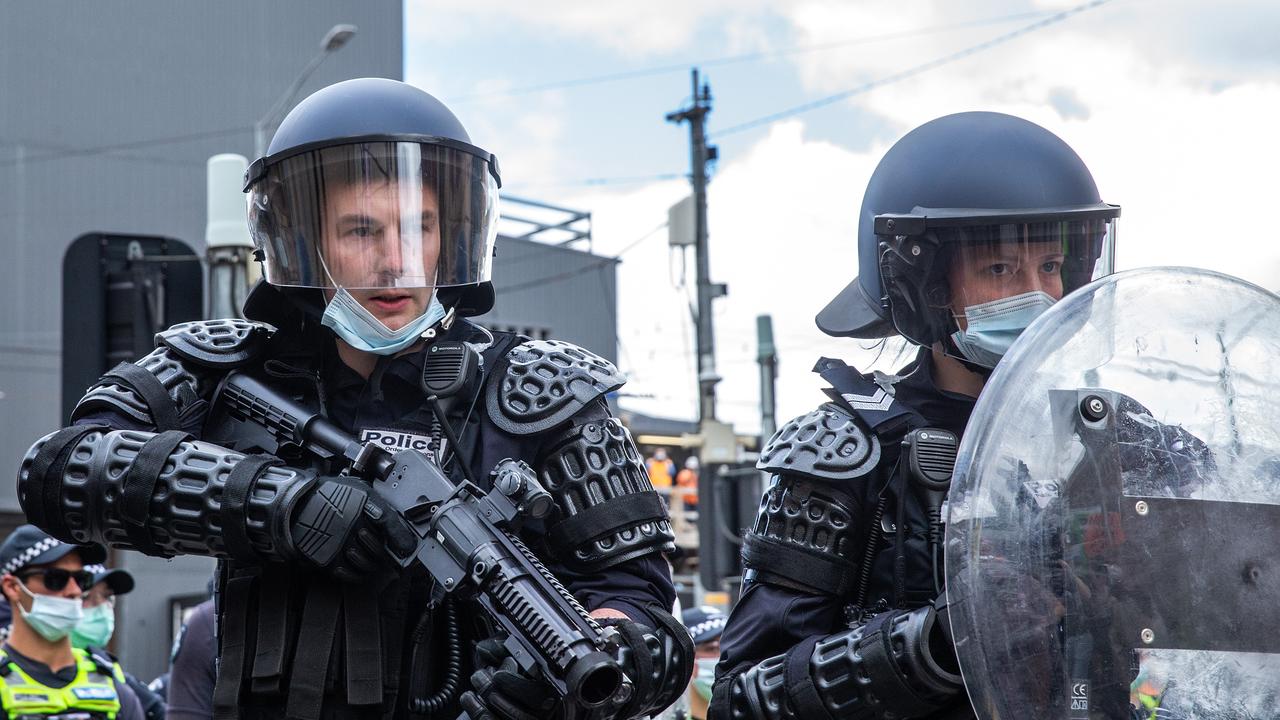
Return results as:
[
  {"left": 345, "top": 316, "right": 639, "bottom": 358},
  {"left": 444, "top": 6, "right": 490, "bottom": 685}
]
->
[{"left": 16, "top": 582, "right": 84, "bottom": 642}]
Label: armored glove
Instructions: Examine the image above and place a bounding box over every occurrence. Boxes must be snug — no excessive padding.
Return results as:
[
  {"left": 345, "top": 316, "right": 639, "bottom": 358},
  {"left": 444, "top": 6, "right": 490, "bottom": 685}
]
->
[
  {"left": 465, "top": 635, "right": 561, "bottom": 720},
  {"left": 289, "top": 475, "right": 417, "bottom": 583},
  {"left": 598, "top": 612, "right": 694, "bottom": 720}
]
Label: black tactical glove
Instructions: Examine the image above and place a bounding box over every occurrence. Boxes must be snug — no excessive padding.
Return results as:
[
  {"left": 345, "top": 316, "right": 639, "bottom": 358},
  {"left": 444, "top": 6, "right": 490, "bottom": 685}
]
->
[
  {"left": 465, "top": 635, "right": 561, "bottom": 720},
  {"left": 598, "top": 611, "right": 694, "bottom": 720},
  {"left": 289, "top": 475, "right": 417, "bottom": 583}
]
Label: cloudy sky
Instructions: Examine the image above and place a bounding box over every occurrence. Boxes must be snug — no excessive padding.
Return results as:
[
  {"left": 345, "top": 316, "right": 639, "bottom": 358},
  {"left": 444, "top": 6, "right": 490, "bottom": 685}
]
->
[{"left": 406, "top": 0, "right": 1280, "bottom": 434}]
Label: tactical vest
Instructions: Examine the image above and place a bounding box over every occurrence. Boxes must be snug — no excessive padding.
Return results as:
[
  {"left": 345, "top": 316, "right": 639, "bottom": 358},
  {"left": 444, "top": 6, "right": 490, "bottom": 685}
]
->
[{"left": 0, "top": 648, "right": 123, "bottom": 720}]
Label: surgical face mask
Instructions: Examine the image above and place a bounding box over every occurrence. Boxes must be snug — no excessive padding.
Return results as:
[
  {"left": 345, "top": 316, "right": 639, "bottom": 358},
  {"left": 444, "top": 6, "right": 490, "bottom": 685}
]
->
[
  {"left": 16, "top": 581, "right": 83, "bottom": 642},
  {"left": 321, "top": 288, "right": 447, "bottom": 355},
  {"left": 950, "top": 290, "right": 1057, "bottom": 368},
  {"left": 692, "top": 658, "right": 717, "bottom": 701},
  {"left": 71, "top": 599, "right": 115, "bottom": 649}
]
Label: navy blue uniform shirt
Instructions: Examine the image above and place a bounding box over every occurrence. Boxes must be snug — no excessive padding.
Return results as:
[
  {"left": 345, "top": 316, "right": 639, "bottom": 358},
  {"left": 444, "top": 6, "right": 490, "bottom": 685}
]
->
[{"left": 718, "top": 347, "right": 975, "bottom": 679}]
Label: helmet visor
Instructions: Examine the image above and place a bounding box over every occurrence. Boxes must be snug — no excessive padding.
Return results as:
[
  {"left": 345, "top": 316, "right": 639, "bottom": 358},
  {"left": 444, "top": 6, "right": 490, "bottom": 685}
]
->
[
  {"left": 248, "top": 141, "right": 498, "bottom": 290},
  {"left": 881, "top": 217, "right": 1117, "bottom": 347}
]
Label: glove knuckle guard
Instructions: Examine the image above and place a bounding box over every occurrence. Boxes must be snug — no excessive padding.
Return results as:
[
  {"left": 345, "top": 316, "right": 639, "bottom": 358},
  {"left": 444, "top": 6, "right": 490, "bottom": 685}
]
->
[{"left": 290, "top": 479, "right": 370, "bottom": 567}]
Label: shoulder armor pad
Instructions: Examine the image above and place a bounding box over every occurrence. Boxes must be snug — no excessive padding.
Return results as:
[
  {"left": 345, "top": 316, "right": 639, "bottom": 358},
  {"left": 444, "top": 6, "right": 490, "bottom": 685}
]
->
[
  {"left": 486, "top": 339, "right": 625, "bottom": 435},
  {"left": 757, "top": 403, "right": 881, "bottom": 482},
  {"left": 155, "top": 319, "right": 274, "bottom": 369}
]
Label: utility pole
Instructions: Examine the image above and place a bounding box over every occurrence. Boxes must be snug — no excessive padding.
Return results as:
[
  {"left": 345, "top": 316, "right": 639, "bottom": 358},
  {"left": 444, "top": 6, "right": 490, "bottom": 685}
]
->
[
  {"left": 666, "top": 68, "right": 724, "bottom": 424},
  {"left": 757, "top": 315, "right": 778, "bottom": 442}
]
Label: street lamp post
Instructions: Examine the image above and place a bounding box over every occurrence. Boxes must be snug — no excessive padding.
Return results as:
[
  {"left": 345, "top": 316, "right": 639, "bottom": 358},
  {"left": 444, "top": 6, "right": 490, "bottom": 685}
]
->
[{"left": 252, "top": 23, "right": 357, "bottom": 157}]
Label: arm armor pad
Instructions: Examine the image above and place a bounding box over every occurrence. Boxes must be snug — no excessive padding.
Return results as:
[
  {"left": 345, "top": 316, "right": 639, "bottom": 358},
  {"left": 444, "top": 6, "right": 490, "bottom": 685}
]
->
[
  {"left": 741, "top": 475, "right": 863, "bottom": 597},
  {"left": 742, "top": 406, "right": 880, "bottom": 596},
  {"left": 70, "top": 319, "right": 272, "bottom": 431},
  {"left": 539, "top": 418, "right": 675, "bottom": 573},
  {"left": 716, "top": 604, "right": 962, "bottom": 720},
  {"left": 18, "top": 427, "right": 312, "bottom": 561},
  {"left": 486, "top": 339, "right": 626, "bottom": 435}
]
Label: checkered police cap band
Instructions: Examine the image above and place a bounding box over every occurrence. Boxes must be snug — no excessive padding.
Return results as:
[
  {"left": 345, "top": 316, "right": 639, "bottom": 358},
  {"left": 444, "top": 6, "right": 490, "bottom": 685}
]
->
[
  {"left": 1, "top": 536, "right": 63, "bottom": 576},
  {"left": 84, "top": 564, "right": 107, "bottom": 575},
  {"left": 687, "top": 616, "right": 727, "bottom": 640}
]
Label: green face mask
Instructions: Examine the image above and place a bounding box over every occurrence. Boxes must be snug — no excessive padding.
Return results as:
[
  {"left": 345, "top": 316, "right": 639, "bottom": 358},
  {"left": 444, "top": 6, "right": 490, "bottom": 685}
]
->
[{"left": 70, "top": 602, "right": 115, "bottom": 649}]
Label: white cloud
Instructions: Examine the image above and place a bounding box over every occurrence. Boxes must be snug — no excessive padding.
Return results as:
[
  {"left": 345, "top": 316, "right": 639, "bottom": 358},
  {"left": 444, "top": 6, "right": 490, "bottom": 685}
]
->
[
  {"left": 414, "top": 0, "right": 1280, "bottom": 435},
  {"left": 569, "top": 2, "right": 1280, "bottom": 434},
  {"left": 407, "top": 0, "right": 782, "bottom": 57}
]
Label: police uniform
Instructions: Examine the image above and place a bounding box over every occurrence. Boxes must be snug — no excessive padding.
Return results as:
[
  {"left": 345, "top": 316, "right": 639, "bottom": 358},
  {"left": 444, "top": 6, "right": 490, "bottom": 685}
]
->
[
  {"left": 17, "top": 78, "right": 692, "bottom": 720},
  {"left": 710, "top": 112, "right": 1122, "bottom": 720},
  {"left": 0, "top": 645, "right": 143, "bottom": 720},
  {"left": 713, "top": 350, "right": 975, "bottom": 719}
]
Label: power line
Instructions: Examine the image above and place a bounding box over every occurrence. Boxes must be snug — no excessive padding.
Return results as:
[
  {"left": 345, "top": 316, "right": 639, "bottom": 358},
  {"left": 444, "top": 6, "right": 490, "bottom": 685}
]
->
[
  {"left": 0, "top": 125, "right": 252, "bottom": 167},
  {"left": 715, "top": 0, "right": 1114, "bottom": 138},
  {"left": 503, "top": 172, "right": 685, "bottom": 191},
  {"left": 446, "top": 10, "right": 1052, "bottom": 102}
]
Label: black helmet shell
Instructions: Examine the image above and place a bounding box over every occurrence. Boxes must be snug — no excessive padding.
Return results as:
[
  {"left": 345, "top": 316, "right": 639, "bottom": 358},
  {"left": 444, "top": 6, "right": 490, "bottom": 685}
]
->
[
  {"left": 245, "top": 77, "right": 499, "bottom": 190},
  {"left": 818, "top": 111, "right": 1114, "bottom": 339}
]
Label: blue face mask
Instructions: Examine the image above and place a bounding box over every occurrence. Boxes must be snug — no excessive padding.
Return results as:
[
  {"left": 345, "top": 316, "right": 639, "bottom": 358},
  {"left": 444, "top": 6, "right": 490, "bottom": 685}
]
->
[
  {"left": 950, "top": 290, "right": 1056, "bottom": 368},
  {"left": 321, "top": 288, "right": 448, "bottom": 356}
]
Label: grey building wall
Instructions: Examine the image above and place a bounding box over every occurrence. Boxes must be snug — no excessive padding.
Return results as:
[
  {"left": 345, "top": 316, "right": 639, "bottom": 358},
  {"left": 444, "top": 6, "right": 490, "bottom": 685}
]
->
[
  {"left": 0, "top": 1, "right": 402, "bottom": 680},
  {"left": 483, "top": 236, "right": 619, "bottom": 365}
]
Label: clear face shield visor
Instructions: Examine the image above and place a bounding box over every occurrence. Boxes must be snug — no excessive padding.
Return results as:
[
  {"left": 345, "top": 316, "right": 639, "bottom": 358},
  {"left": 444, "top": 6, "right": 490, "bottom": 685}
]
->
[
  {"left": 247, "top": 141, "right": 499, "bottom": 291},
  {"left": 877, "top": 206, "right": 1119, "bottom": 352}
]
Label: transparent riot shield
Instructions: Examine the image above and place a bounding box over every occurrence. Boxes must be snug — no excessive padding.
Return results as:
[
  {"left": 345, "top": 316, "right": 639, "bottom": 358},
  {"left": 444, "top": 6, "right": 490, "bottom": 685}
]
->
[{"left": 945, "top": 267, "right": 1280, "bottom": 720}]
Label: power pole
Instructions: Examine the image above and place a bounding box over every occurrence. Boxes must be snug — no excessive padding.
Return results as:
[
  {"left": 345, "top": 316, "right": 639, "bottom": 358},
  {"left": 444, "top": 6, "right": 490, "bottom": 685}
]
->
[
  {"left": 757, "top": 315, "right": 778, "bottom": 442},
  {"left": 667, "top": 68, "right": 724, "bottom": 424}
]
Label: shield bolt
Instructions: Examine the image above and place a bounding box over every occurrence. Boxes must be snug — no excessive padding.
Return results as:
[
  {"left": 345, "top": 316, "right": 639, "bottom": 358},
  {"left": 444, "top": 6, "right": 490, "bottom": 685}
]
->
[
  {"left": 1081, "top": 395, "right": 1108, "bottom": 422},
  {"left": 1141, "top": 628, "right": 1155, "bottom": 645},
  {"left": 1135, "top": 500, "right": 1149, "bottom": 516}
]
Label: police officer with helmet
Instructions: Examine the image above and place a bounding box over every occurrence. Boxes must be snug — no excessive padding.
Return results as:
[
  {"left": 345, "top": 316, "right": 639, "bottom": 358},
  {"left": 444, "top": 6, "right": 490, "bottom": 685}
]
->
[
  {"left": 17, "top": 78, "right": 692, "bottom": 720},
  {"left": 709, "top": 112, "right": 1120, "bottom": 720}
]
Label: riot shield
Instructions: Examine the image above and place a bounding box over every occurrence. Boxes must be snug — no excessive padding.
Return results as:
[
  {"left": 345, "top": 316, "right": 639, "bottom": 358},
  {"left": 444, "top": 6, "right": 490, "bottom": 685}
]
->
[{"left": 945, "top": 267, "right": 1280, "bottom": 720}]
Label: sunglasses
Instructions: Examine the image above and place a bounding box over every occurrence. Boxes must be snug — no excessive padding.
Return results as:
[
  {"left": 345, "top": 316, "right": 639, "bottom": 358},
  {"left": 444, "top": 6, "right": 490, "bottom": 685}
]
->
[{"left": 17, "top": 568, "right": 95, "bottom": 593}]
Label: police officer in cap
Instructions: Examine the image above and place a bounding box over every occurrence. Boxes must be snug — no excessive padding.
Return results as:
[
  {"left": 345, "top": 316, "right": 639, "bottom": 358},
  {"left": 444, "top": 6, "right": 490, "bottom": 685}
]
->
[
  {"left": 0, "top": 526, "right": 145, "bottom": 719},
  {"left": 18, "top": 78, "right": 692, "bottom": 720},
  {"left": 709, "top": 112, "right": 1120, "bottom": 719}
]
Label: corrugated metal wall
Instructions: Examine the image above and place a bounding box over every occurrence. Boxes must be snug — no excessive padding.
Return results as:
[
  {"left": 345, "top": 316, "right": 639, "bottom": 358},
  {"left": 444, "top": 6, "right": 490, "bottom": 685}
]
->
[{"left": 484, "top": 236, "right": 619, "bottom": 364}]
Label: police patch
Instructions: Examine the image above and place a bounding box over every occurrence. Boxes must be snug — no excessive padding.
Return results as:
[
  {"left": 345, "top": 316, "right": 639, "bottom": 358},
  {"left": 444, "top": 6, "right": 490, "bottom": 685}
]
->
[
  {"left": 73, "top": 686, "right": 118, "bottom": 700},
  {"left": 359, "top": 428, "right": 444, "bottom": 462}
]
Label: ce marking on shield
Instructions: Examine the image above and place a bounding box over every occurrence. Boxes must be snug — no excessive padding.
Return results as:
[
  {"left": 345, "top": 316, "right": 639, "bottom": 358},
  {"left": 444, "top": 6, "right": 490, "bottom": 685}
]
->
[{"left": 1069, "top": 680, "right": 1090, "bottom": 718}]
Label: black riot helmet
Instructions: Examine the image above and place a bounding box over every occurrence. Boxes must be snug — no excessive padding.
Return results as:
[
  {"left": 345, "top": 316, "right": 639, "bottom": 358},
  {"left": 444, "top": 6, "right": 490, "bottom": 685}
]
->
[
  {"left": 244, "top": 78, "right": 502, "bottom": 317},
  {"left": 817, "top": 112, "right": 1119, "bottom": 355}
]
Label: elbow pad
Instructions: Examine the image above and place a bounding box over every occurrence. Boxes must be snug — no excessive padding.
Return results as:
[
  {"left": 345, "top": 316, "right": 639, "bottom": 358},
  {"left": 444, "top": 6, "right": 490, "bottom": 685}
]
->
[
  {"left": 18, "top": 426, "right": 313, "bottom": 561},
  {"left": 718, "top": 604, "right": 962, "bottom": 720}
]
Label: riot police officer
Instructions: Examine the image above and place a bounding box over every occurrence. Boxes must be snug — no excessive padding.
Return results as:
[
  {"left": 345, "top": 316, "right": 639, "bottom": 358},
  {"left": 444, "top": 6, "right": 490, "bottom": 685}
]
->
[
  {"left": 17, "top": 78, "right": 691, "bottom": 720},
  {"left": 709, "top": 111, "right": 1120, "bottom": 720}
]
